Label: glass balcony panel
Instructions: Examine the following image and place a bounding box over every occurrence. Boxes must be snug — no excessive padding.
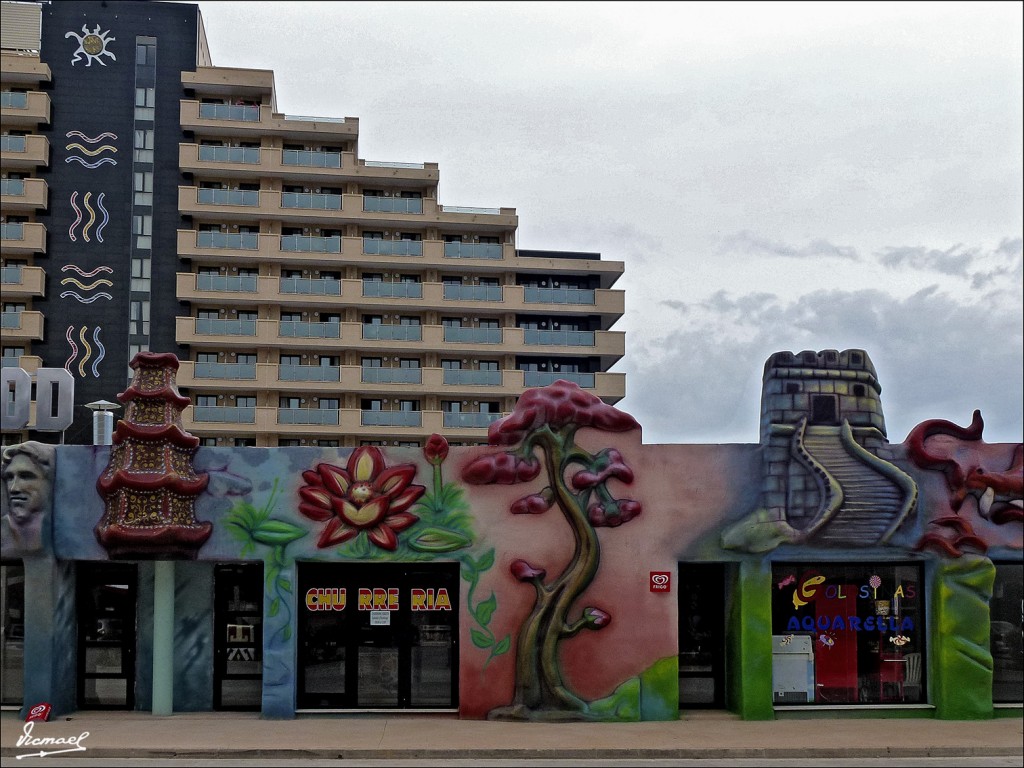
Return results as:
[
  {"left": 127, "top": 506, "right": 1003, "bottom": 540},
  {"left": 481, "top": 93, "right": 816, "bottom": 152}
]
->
[
  {"left": 0, "top": 136, "right": 27, "bottom": 153},
  {"left": 362, "top": 196, "right": 423, "bottom": 214},
  {"left": 0, "top": 92, "right": 29, "bottom": 109},
  {"left": 360, "top": 411, "right": 422, "bottom": 427},
  {"left": 194, "top": 362, "right": 257, "bottom": 380},
  {"left": 278, "top": 365, "right": 340, "bottom": 382},
  {"left": 442, "top": 284, "right": 502, "bottom": 301},
  {"left": 442, "top": 369, "right": 502, "bottom": 386},
  {"left": 523, "top": 371, "right": 595, "bottom": 388},
  {"left": 196, "top": 273, "right": 258, "bottom": 292},
  {"left": 361, "top": 239, "right": 422, "bottom": 257},
  {"left": 523, "top": 287, "right": 596, "bottom": 305},
  {"left": 278, "top": 408, "right": 340, "bottom": 426},
  {"left": 361, "top": 281, "right": 422, "bottom": 299},
  {"left": 0, "top": 223, "right": 25, "bottom": 241},
  {"left": 278, "top": 277, "right": 342, "bottom": 296},
  {"left": 442, "top": 412, "right": 503, "bottom": 429},
  {"left": 279, "top": 235, "right": 342, "bottom": 253},
  {"left": 192, "top": 406, "right": 256, "bottom": 423},
  {"left": 1, "top": 312, "right": 21, "bottom": 329},
  {"left": 0, "top": 179, "right": 26, "bottom": 196},
  {"left": 523, "top": 329, "right": 595, "bottom": 346},
  {"left": 280, "top": 192, "right": 342, "bottom": 210},
  {"left": 278, "top": 321, "right": 341, "bottom": 339},
  {"left": 197, "top": 145, "right": 260, "bottom": 164},
  {"left": 196, "top": 231, "right": 259, "bottom": 250},
  {"left": 0, "top": 265, "right": 23, "bottom": 283},
  {"left": 361, "top": 367, "right": 422, "bottom": 384},
  {"left": 194, "top": 318, "right": 257, "bottom": 336},
  {"left": 199, "top": 103, "right": 260, "bottom": 122},
  {"left": 281, "top": 149, "right": 342, "bottom": 168},
  {"left": 197, "top": 188, "right": 259, "bottom": 206},
  {"left": 443, "top": 327, "right": 502, "bottom": 344},
  {"left": 443, "top": 242, "right": 503, "bottom": 259},
  {"left": 361, "top": 324, "right": 422, "bottom": 341}
]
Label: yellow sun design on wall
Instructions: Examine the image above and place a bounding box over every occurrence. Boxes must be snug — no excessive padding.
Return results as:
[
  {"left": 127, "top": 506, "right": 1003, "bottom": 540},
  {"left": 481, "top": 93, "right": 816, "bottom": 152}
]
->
[{"left": 65, "top": 24, "right": 117, "bottom": 67}]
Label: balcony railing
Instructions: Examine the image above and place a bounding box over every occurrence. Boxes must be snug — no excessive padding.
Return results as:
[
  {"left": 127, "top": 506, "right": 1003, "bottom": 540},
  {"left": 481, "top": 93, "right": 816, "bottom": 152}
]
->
[
  {"left": 0, "top": 223, "right": 24, "bottom": 240},
  {"left": 0, "top": 265, "right": 22, "bottom": 283},
  {"left": 1, "top": 91, "right": 29, "bottom": 109},
  {"left": 197, "top": 188, "right": 259, "bottom": 206},
  {"left": 1, "top": 312, "right": 22, "bottom": 328},
  {"left": 278, "top": 365, "right": 340, "bottom": 382},
  {"left": 195, "top": 318, "right": 257, "bottom": 336},
  {"left": 198, "top": 103, "right": 260, "bottom": 122},
  {"left": 524, "top": 371, "right": 595, "bottom": 388},
  {"left": 362, "top": 239, "right": 422, "bottom": 257},
  {"left": 278, "top": 408, "right": 340, "bottom": 426},
  {"left": 0, "top": 135, "right": 27, "bottom": 153},
  {"left": 443, "top": 327, "right": 502, "bottom": 344},
  {"left": 362, "top": 324, "right": 422, "bottom": 341},
  {"left": 443, "top": 412, "right": 502, "bottom": 429},
  {"left": 194, "top": 362, "right": 257, "bottom": 380},
  {"left": 282, "top": 149, "right": 342, "bottom": 168},
  {"left": 278, "top": 320, "right": 341, "bottom": 339},
  {"left": 192, "top": 406, "right": 256, "bottom": 423},
  {"left": 523, "top": 329, "right": 596, "bottom": 346},
  {"left": 363, "top": 196, "right": 423, "bottom": 214},
  {"left": 361, "top": 410, "right": 422, "bottom": 427},
  {"left": 197, "top": 145, "right": 260, "bottom": 164},
  {"left": 443, "top": 242, "right": 502, "bottom": 260},
  {"left": 442, "top": 369, "right": 502, "bottom": 386},
  {"left": 197, "top": 231, "right": 259, "bottom": 250},
  {"left": 361, "top": 367, "right": 422, "bottom": 384},
  {"left": 0, "top": 179, "right": 26, "bottom": 196},
  {"left": 196, "top": 273, "right": 258, "bottom": 292},
  {"left": 442, "top": 284, "right": 502, "bottom": 301},
  {"left": 362, "top": 281, "right": 423, "bottom": 299},
  {"left": 280, "top": 234, "right": 342, "bottom": 253},
  {"left": 279, "top": 277, "right": 341, "bottom": 296},
  {"left": 524, "top": 287, "right": 596, "bottom": 305},
  {"left": 281, "top": 192, "right": 342, "bottom": 210}
]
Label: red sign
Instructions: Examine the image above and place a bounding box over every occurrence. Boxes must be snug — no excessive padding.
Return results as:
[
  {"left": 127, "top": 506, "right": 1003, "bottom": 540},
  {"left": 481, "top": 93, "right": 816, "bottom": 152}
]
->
[
  {"left": 25, "top": 703, "right": 51, "bottom": 722},
  {"left": 650, "top": 572, "right": 671, "bottom": 593}
]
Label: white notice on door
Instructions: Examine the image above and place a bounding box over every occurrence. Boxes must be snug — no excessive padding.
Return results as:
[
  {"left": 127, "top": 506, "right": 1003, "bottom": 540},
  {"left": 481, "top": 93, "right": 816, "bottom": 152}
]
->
[{"left": 370, "top": 610, "right": 391, "bottom": 626}]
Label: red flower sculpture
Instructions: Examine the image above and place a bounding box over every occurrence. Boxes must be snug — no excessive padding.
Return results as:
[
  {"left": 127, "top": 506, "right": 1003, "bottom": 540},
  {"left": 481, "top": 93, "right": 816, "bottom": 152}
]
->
[{"left": 298, "top": 446, "right": 425, "bottom": 551}]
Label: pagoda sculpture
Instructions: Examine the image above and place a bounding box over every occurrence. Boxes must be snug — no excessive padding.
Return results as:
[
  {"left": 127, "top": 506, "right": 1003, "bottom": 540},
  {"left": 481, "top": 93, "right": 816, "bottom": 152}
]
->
[{"left": 95, "top": 352, "right": 212, "bottom": 558}]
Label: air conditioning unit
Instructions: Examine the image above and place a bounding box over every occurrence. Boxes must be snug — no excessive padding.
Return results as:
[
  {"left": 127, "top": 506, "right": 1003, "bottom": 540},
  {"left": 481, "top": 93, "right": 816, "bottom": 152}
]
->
[{"left": 314, "top": 189, "right": 321, "bottom": 193}]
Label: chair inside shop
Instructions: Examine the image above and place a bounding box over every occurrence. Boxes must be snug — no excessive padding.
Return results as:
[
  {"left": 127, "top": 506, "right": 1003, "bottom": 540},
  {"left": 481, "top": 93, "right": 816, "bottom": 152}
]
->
[{"left": 903, "top": 652, "right": 922, "bottom": 700}]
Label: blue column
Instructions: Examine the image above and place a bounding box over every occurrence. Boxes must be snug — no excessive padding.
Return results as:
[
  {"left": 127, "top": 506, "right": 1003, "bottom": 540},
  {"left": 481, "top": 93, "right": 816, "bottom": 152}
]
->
[{"left": 152, "top": 560, "right": 174, "bottom": 715}]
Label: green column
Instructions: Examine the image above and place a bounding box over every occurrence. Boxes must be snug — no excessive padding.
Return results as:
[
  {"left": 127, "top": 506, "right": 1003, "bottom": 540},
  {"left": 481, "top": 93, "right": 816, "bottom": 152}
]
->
[
  {"left": 728, "top": 559, "right": 774, "bottom": 719},
  {"left": 152, "top": 560, "right": 175, "bottom": 716}
]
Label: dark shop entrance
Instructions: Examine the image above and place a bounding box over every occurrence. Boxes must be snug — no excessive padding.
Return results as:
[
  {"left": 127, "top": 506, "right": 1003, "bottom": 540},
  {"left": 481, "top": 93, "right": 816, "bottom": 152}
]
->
[{"left": 297, "top": 561, "right": 459, "bottom": 711}]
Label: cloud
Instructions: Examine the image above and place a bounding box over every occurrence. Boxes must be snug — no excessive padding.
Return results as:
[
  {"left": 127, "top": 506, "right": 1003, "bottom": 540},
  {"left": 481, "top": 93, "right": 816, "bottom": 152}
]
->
[
  {"left": 877, "top": 238, "right": 1023, "bottom": 288},
  {"left": 718, "top": 230, "right": 861, "bottom": 261}
]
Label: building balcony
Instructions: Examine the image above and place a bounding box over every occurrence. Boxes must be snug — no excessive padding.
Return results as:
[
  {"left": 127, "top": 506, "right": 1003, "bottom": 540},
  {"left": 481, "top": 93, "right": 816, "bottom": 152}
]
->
[
  {"left": 0, "top": 310, "right": 44, "bottom": 341},
  {"left": 181, "top": 67, "right": 275, "bottom": 100},
  {"left": 0, "top": 90, "right": 49, "bottom": 127},
  {"left": 1, "top": 53, "right": 52, "bottom": 86},
  {"left": 0, "top": 177, "right": 47, "bottom": 212},
  {"left": 180, "top": 99, "right": 359, "bottom": 142},
  {"left": 179, "top": 143, "right": 439, "bottom": 185},
  {"left": 0, "top": 354, "right": 42, "bottom": 373},
  {"left": 0, "top": 134, "right": 49, "bottom": 170},
  {"left": 0, "top": 264, "right": 45, "bottom": 297},
  {"left": 0, "top": 221, "right": 45, "bottom": 255}
]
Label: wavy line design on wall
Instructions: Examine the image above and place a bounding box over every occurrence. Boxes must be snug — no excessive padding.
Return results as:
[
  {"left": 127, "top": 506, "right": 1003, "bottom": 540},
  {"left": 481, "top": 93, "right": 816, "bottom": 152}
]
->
[
  {"left": 64, "top": 326, "right": 79, "bottom": 372},
  {"left": 65, "top": 142, "right": 118, "bottom": 156},
  {"left": 68, "top": 192, "right": 83, "bottom": 241},
  {"left": 60, "top": 291, "right": 113, "bottom": 304},
  {"left": 91, "top": 327, "right": 105, "bottom": 377},
  {"left": 66, "top": 156, "right": 117, "bottom": 169},
  {"left": 94, "top": 193, "right": 108, "bottom": 242},
  {"left": 81, "top": 192, "right": 95, "bottom": 242},
  {"left": 62, "top": 264, "right": 114, "bottom": 277},
  {"left": 60, "top": 277, "right": 113, "bottom": 291},
  {"left": 78, "top": 326, "right": 92, "bottom": 378},
  {"left": 67, "top": 131, "right": 118, "bottom": 143}
]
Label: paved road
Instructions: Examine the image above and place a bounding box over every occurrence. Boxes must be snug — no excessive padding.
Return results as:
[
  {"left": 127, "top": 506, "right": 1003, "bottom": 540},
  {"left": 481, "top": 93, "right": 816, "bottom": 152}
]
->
[{"left": 5, "top": 758, "right": 1023, "bottom": 767}]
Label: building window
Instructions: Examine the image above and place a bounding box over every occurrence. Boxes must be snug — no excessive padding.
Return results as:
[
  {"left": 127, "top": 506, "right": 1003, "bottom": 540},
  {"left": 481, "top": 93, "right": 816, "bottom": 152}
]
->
[
  {"left": 992, "top": 562, "right": 1023, "bottom": 703},
  {"left": 199, "top": 437, "right": 218, "bottom": 447},
  {"left": 234, "top": 438, "right": 256, "bottom": 447},
  {"left": 129, "top": 300, "right": 150, "bottom": 335},
  {"left": 771, "top": 562, "right": 925, "bottom": 705},
  {"left": 317, "top": 440, "right": 339, "bottom": 448}
]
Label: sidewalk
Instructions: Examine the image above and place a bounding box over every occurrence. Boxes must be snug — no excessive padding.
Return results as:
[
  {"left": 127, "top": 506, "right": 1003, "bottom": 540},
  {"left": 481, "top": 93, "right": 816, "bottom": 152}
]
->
[{"left": 1, "top": 709, "right": 1022, "bottom": 761}]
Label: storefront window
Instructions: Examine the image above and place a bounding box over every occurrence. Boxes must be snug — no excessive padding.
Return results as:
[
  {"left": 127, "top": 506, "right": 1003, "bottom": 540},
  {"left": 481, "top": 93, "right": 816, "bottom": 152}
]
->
[
  {"left": 771, "top": 562, "right": 924, "bottom": 705},
  {"left": 992, "top": 562, "right": 1023, "bottom": 704},
  {"left": 1, "top": 562, "right": 24, "bottom": 706}
]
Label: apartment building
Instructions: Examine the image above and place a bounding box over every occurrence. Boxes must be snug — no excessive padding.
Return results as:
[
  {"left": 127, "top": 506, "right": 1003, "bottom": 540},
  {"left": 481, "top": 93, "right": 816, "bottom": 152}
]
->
[{"left": 0, "top": 0, "right": 626, "bottom": 448}]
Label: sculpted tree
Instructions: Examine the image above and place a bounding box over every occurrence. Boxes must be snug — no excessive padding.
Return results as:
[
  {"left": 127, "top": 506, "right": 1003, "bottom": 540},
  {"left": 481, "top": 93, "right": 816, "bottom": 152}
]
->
[{"left": 461, "top": 380, "right": 641, "bottom": 721}]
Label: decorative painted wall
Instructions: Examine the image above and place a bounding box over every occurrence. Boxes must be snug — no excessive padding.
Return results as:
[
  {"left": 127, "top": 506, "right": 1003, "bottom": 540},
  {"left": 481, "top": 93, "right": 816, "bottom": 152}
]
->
[{"left": 2, "top": 349, "right": 1020, "bottom": 722}]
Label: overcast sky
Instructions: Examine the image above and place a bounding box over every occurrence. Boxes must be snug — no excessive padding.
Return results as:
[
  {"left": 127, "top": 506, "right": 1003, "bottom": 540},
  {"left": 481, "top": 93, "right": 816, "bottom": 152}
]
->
[{"left": 193, "top": 0, "right": 1023, "bottom": 445}]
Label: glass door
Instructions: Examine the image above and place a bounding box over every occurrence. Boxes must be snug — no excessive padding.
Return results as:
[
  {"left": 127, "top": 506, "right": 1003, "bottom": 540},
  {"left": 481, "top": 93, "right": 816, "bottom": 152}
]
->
[
  {"left": 678, "top": 563, "right": 727, "bottom": 708},
  {"left": 213, "top": 563, "right": 263, "bottom": 710},
  {"left": 77, "top": 563, "right": 137, "bottom": 709},
  {"left": 1, "top": 561, "right": 24, "bottom": 707}
]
